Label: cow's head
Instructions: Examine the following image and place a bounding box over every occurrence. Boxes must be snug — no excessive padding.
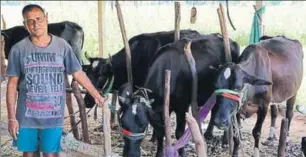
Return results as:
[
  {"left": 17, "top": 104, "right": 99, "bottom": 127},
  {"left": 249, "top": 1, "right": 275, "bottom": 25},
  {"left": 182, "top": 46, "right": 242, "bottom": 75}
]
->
[
  {"left": 213, "top": 63, "right": 272, "bottom": 130},
  {"left": 83, "top": 55, "right": 113, "bottom": 108},
  {"left": 117, "top": 82, "right": 155, "bottom": 157}
]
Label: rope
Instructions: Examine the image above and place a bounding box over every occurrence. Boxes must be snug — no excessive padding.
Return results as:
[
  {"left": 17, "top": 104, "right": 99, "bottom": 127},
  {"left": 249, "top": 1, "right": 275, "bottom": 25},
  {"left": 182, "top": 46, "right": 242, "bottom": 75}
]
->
[{"left": 165, "top": 93, "right": 216, "bottom": 157}]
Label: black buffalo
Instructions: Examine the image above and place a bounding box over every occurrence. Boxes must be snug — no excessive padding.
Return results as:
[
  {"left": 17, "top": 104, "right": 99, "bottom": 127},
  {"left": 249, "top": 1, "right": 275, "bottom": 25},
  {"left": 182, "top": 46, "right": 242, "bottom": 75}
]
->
[
  {"left": 212, "top": 35, "right": 303, "bottom": 157},
  {"left": 83, "top": 29, "right": 201, "bottom": 108},
  {"left": 118, "top": 33, "right": 240, "bottom": 157},
  {"left": 1, "top": 21, "right": 84, "bottom": 64}
]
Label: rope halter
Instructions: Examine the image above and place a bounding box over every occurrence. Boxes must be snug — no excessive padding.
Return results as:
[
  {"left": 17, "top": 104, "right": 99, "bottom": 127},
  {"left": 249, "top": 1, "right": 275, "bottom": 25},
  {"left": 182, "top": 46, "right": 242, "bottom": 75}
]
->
[{"left": 215, "top": 89, "right": 240, "bottom": 102}]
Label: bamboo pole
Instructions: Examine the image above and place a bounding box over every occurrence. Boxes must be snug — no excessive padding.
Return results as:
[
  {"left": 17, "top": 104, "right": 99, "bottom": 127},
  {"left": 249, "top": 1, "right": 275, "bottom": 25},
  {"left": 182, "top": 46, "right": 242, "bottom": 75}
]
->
[
  {"left": 103, "top": 97, "right": 112, "bottom": 156},
  {"left": 111, "top": 91, "right": 118, "bottom": 129},
  {"left": 71, "top": 80, "right": 90, "bottom": 143},
  {"left": 97, "top": 1, "right": 104, "bottom": 57},
  {"left": 278, "top": 118, "right": 288, "bottom": 157},
  {"left": 65, "top": 76, "right": 80, "bottom": 140},
  {"left": 115, "top": 1, "right": 133, "bottom": 88},
  {"left": 174, "top": 2, "right": 181, "bottom": 41},
  {"left": 217, "top": 3, "right": 233, "bottom": 155},
  {"left": 183, "top": 41, "right": 200, "bottom": 131},
  {"left": 1, "top": 14, "right": 7, "bottom": 84},
  {"left": 217, "top": 3, "right": 232, "bottom": 62},
  {"left": 255, "top": 0, "right": 264, "bottom": 35},
  {"left": 164, "top": 70, "right": 172, "bottom": 147},
  {"left": 186, "top": 112, "right": 207, "bottom": 157}
]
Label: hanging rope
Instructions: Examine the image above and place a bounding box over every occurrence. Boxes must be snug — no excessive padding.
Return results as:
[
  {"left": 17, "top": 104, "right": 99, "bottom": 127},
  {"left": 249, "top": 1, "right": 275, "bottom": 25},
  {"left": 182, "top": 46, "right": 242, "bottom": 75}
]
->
[
  {"left": 249, "top": 6, "right": 266, "bottom": 44},
  {"left": 226, "top": 0, "right": 236, "bottom": 31}
]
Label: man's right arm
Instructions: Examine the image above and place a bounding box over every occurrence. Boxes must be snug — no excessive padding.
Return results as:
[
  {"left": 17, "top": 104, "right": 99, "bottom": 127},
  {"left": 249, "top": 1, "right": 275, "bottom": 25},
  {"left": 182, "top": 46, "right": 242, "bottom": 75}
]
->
[{"left": 6, "top": 76, "right": 19, "bottom": 120}]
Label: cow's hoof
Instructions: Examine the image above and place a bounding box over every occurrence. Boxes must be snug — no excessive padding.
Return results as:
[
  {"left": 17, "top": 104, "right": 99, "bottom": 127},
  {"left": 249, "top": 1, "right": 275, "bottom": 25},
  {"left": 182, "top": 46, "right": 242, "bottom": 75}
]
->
[
  {"left": 222, "top": 144, "right": 229, "bottom": 149},
  {"left": 179, "top": 149, "right": 187, "bottom": 157},
  {"left": 267, "top": 136, "right": 277, "bottom": 141},
  {"left": 204, "top": 132, "right": 214, "bottom": 140},
  {"left": 261, "top": 139, "right": 276, "bottom": 147},
  {"left": 155, "top": 151, "right": 163, "bottom": 157}
]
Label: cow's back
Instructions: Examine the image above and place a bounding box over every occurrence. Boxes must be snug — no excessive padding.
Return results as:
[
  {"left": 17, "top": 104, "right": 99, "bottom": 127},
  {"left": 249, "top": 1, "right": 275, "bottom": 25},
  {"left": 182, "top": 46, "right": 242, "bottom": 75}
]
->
[
  {"left": 259, "top": 36, "right": 304, "bottom": 102},
  {"left": 145, "top": 34, "right": 240, "bottom": 108}
]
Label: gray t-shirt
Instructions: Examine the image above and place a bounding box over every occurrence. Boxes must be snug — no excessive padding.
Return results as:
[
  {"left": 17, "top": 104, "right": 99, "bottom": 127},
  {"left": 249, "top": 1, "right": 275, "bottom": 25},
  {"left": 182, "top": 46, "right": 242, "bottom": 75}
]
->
[{"left": 6, "top": 34, "right": 82, "bottom": 128}]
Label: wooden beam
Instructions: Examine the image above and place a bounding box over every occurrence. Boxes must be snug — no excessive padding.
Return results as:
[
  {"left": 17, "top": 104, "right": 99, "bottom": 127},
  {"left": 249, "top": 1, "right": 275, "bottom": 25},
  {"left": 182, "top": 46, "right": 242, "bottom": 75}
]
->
[
  {"left": 72, "top": 80, "right": 90, "bottom": 144},
  {"left": 115, "top": 1, "right": 133, "bottom": 88},
  {"left": 217, "top": 3, "right": 232, "bottom": 62},
  {"left": 97, "top": 1, "right": 104, "bottom": 57},
  {"left": 278, "top": 118, "right": 288, "bottom": 157},
  {"left": 103, "top": 99, "right": 112, "bottom": 156},
  {"left": 255, "top": 0, "right": 264, "bottom": 35},
  {"left": 174, "top": 2, "right": 181, "bottom": 41},
  {"left": 164, "top": 70, "right": 172, "bottom": 147},
  {"left": 111, "top": 91, "right": 118, "bottom": 129}
]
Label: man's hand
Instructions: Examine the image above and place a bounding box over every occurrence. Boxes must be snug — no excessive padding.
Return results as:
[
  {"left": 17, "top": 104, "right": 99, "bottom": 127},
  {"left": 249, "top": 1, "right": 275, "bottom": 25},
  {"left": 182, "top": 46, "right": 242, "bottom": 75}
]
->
[
  {"left": 8, "top": 120, "right": 19, "bottom": 140},
  {"left": 94, "top": 93, "right": 105, "bottom": 107}
]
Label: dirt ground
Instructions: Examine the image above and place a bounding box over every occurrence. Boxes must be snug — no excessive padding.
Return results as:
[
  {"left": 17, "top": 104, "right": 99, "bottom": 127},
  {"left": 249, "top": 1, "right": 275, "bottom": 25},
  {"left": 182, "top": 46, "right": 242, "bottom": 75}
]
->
[{"left": 1, "top": 80, "right": 305, "bottom": 157}]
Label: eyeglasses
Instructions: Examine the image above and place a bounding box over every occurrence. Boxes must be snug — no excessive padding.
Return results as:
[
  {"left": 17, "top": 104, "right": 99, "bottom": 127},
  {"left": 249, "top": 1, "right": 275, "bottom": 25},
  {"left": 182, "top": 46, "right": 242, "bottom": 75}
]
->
[{"left": 24, "top": 16, "right": 45, "bottom": 25}]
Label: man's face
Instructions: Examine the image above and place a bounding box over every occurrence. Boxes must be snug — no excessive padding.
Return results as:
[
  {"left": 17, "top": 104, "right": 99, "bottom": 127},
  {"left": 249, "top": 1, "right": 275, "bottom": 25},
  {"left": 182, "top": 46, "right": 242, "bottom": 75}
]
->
[{"left": 23, "top": 8, "right": 48, "bottom": 37}]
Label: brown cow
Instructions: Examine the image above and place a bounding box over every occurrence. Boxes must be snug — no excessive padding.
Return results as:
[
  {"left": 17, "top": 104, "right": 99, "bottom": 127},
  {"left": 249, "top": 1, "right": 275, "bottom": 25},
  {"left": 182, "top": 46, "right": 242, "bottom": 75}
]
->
[{"left": 211, "top": 35, "right": 303, "bottom": 157}]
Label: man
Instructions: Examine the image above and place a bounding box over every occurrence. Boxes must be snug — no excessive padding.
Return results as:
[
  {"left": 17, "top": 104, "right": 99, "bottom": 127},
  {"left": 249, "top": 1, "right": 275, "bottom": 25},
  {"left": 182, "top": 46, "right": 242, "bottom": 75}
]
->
[{"left": 6, "top": 4, "right": 104, "bottom": 157}]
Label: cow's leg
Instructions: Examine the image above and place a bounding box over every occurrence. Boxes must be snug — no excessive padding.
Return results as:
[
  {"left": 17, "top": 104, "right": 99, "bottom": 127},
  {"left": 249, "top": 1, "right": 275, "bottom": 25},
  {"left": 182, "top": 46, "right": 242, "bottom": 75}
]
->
[
  {"left": 156, "top": 135, "right": 164, "bottom": 157},
  {"left": 267, "top": 104, "right": 277, "bottom": 141},
  {"left": 222, "top": 130, "right": 229, "bottom": 148},
  {"left": 176, "top": 111, "right": 187, "bottom": 157},
  {"left": 301, "top": 137, "right": 306, "bottom": 156},
  {"left": 285, "top": 95, "right": 296, "bottom": 142},
  {"left": 252, "top": 100, "right": 268, "bottom": 157},
  {"left": 155, "top": 111, "right": 165, "bottom": 157},
  {"left": 204, "top": 106, "right": 217, "bottom": 140},
  {"left": 232, "top": 133, "right": 240, "bottom": 157}
]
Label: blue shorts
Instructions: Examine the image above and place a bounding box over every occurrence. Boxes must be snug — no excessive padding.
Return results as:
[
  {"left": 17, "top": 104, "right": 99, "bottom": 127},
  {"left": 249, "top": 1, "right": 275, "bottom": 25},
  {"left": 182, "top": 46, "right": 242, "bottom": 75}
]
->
[{"left": 13, "top": 128, "right": 63, "bottom": 153}]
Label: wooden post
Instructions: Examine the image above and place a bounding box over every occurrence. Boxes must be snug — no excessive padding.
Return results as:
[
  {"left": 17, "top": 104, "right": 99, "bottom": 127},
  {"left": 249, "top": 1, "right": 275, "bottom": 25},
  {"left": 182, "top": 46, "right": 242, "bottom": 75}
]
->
[
  {"left": 255, "top": 1, "right": 264, "bottom": 36},
  {"left": 174, "top": 2, "right": 181, "bottom": 41},
  {"left": 217, "top": 3, "right": 233, "bottom": 154},
  {"left": 278, "top": 118, "right": 288, "bottom": 157},
  {"left": 1, "top": 14, "right": 7, "bottom": 83},
  {"left": 97, "top": 1, "right": 104, "bottom": 57},
  {"left": 111, "top": 90, "right": 118, "bottom": 129},
  {"left": 186, "top": 112, "right": 207, "bottom": 157},
  {"left": 183, "top": 41, "right": 200, "bottom": 131},
  {"left": 164, "top": 70, "right": 172, "bottom": 148},
  {"left": 65, "top": 76, "right": 80, "bottom": 140},
  {"left": 217, "top": 3, "right": 232, "bottom": 62},
  {"left": 115, "top": 1, "right": 133, "bottom": 88},
  {"left": 71, "top": 80, "right": 90, "bottom": 143},
  {"left": 103, "top": 95, "right": 112, "bottom": 156}
]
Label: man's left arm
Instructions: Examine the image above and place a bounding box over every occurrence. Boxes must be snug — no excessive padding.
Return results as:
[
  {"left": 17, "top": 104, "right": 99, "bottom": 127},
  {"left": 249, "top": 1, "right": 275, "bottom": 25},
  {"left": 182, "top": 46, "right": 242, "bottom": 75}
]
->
[{"left": 72, "top": 71, "right": 104, "bottom": 105}]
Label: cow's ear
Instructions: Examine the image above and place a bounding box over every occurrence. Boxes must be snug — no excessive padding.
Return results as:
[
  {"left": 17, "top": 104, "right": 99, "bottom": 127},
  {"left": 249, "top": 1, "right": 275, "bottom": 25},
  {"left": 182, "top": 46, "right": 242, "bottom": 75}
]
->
[{"left": 242, "top": 70, "right": 272, "bottom": 86}]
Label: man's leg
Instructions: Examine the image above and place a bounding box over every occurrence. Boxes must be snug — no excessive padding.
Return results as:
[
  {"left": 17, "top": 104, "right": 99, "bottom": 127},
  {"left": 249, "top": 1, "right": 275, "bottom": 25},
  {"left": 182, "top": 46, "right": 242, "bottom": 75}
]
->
[
  {"left": 39, "top": 127, "right": 63, "bottom": 157},
  {"left": 16, "top": 128, "right": 39, "bottom": 157}
]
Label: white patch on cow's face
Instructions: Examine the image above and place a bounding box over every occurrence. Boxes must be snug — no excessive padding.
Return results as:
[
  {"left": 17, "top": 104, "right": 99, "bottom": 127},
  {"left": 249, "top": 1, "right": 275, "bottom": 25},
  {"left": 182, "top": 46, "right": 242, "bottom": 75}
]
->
[
  {"left": 92, "top": 60, "right": 99, "bottom": 68},
  {"left": 224, "top": 67, "right": 231, "bottom": 79},
  {"left": 132, "top": 104, "right": 137, "bottom": 115},
  {"left": 126, "top": 91, "right": 130, "bottom": 96}
]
